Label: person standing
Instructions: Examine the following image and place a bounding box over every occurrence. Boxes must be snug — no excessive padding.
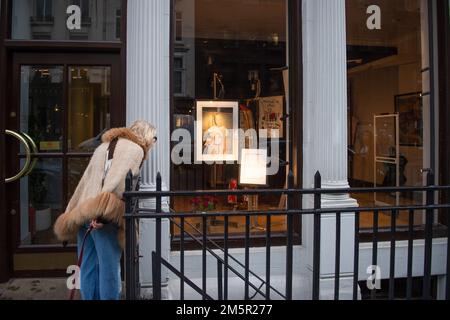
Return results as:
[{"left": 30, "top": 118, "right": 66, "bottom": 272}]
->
[{"left": 54, "top": 121, "right": 157, "bottom": 300}]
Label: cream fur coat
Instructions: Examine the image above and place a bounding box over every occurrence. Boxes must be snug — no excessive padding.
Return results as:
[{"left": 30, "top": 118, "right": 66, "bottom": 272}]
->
[{"left": 54, "top": 128, "right": 149, "bottom": 249}]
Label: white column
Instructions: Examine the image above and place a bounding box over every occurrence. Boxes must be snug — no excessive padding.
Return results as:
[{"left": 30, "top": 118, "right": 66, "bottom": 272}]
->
[
  {"left": 127, "top": 0, "right": 171, "bottom": 298},
  {"left": 302, "top": 0, "right": 359, "bottom": 299}
]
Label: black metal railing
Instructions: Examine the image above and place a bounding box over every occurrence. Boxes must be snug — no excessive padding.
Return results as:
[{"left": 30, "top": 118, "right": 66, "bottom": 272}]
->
[{"left": 123, "top": 170, "right": 450, "bottom": 300}]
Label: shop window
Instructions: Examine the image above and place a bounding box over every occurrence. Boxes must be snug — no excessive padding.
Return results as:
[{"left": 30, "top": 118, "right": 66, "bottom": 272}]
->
[
  {"left": 171, "top": 0, "right": 289, "bottom": 243},
  {"left": 11, "top": 0, "right": 122, "bottom": 41},
  {"left": 174, "top": 56, "right": 186, "bottom": 96},
  {"left": 346, "top": 0, "right": 440, "bottom": 231}
]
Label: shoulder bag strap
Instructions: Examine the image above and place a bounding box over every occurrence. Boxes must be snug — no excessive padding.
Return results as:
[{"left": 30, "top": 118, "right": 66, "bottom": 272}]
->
[{"left": 102, "top": 138, "right": 119, "bottom": 188}]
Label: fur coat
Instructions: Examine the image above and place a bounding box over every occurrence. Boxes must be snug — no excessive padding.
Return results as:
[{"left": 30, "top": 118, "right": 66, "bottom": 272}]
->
[{"left": 54, "top": 128, "right": 149, "bottom": 249}]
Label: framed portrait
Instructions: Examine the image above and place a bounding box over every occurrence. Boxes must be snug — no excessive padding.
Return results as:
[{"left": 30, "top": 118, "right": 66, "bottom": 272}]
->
[
  {"left": 258, "top": 96, "right": 284, "bottom": 138},
  {"left": 395, "top": 92, "right": 423, "bottom": 147},
  {"left": 196, "top": 100, "right": 239, "bottom": 162}
]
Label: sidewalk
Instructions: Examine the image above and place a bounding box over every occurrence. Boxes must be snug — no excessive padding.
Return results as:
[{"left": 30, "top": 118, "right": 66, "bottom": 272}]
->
[{"left": 0, "top": 278, "right": 80, "bottom": 300}]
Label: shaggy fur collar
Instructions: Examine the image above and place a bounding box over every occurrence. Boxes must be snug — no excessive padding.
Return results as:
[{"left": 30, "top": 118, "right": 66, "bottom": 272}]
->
[{"left": 102, "top": 128, "right": 148, "bottom": 160}]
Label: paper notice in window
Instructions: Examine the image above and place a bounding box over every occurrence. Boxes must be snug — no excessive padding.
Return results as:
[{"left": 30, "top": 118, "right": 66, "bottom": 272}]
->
[{"left": 258, "top": 96, "right": 284, "bottom": 139}]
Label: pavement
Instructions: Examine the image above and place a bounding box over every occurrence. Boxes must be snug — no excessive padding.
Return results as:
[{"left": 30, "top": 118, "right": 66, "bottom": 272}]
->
[{"left": 0, "top": 278, "right": 80, "bottom": 300}]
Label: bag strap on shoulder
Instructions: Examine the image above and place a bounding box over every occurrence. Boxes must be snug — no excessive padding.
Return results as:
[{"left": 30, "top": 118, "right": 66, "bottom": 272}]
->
[{"left": 108, "top": 138, "right": 119, "bottom": 161}]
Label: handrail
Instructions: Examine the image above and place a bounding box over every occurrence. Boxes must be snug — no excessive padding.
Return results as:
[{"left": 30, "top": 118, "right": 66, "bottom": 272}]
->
[
  {"left": 124, "top": 185, "right": 450, "bottom": 198},
  {"left": 124, "top": 203, "right": 450, "bottom": 219},
  {"left": 153, "top": 252, "right": 215, "bottom": 300},
  {"left": 169, "top": 217, "right": 286, "bottom": 300}
]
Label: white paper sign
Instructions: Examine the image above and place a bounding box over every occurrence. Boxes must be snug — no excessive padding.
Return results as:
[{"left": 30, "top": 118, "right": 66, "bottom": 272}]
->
[{"left": 258, "top": 96, "right": 284, "bottom": 138}]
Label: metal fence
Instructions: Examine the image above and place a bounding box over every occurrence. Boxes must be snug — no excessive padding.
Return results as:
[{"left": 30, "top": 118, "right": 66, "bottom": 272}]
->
[{"left": 123, "top": 170, "right": 450, "bottom": 300}]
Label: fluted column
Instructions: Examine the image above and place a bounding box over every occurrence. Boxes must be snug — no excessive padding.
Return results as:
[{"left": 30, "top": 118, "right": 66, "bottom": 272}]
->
[
  {"left": 127, "top": 0, "right": 170, "bottom": 189},
  {"left": 303, "top": 0, "right": 356, "bottom": 195},
  {"left": 302, "top": 0, "right": 359, "bottom": 299},
  {"left": 127, "top": 0, "right": 171, "bottom": 298}
]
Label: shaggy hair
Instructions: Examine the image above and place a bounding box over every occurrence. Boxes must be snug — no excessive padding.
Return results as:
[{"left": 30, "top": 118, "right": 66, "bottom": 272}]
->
[{"left": 130, "top": 120, "right": 157, "bottom": 158}]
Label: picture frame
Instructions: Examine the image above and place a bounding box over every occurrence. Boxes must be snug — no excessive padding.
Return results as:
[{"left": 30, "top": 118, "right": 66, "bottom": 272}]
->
[
  {"left": 395, "top": 92, "right": 423, "bottom": 147},
  {"left": 195, "top": 100, "right": 239, "bottom": 162}
]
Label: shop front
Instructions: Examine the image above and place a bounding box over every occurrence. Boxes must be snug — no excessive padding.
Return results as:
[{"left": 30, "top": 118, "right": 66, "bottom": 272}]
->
[{"left": 166, "top": 0, "right": 450, "bottom": 286}]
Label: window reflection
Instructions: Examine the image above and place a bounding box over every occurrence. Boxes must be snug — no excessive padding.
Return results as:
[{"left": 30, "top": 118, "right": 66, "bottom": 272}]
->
[
  {"left": 20, "top": 66, "right": 64, "bottom": 153},
  {"left": 73, "top": 0, "right": 90, "bottom": 18},
  {"left": 35, "top": 0, "right": 53, "bottom": 21},
  {"left": 12, "top": 0, "right": 121, "bottom": 41},
  {"left": 16, "top": 62, "right": 113, "bottom": 247},
  {"left": 69, "top": 66, "right": 111, "bottom": 152},
  {"left": 20, "top": 158, "right": 63, "bottom": 246}
]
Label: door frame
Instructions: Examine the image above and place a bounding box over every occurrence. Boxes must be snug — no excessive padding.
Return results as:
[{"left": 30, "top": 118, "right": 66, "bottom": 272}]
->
[
  {"left": 0, "top": 0, "right": 128, "bottom": 280},
  {"left": 437, "top": 0, "right": 450, "bottom": 226},
  {"left": 5, "top": 53, "right": 124, "bottom": 277},
  {"left": 0, "top": 0, "right": 9, "bottom": 283}
]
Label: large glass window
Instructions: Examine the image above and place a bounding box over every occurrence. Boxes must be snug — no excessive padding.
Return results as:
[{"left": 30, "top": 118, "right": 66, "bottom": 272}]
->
[
  {"left": 171, "top": 0, "right": 289, "bottom": 241},
  {"left": 346, "top": 0, "right": 437, "bottom": 231},
  {"left": 11, "top": 0, "right": 122, "bottom": 41}
]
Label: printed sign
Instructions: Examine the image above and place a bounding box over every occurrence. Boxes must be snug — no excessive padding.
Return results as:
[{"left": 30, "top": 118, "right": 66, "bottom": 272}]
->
[
  {"left": 40, "top": 141, "right": 61, "bottom": 151},
  {"left": 258, "top": 96, "right": 284, "bottom": 139}
]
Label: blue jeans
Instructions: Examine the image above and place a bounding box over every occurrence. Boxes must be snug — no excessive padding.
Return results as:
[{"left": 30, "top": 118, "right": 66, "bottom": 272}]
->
[{"left": 77, "top": 223, "right": 122, "bottom": 300}]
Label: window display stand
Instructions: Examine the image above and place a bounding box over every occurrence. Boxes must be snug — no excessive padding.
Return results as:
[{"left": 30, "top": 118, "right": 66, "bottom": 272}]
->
[
  {"left": 209, "top": 165, "right": 225, "bottom": 227},
  {"left": 374, "top": 114, "right": 400, "bottom": 207}
]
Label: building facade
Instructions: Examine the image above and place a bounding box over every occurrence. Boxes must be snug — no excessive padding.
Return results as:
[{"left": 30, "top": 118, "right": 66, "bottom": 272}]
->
[{"left": 1, "top": 0, "right": 449, "bottom": 299}]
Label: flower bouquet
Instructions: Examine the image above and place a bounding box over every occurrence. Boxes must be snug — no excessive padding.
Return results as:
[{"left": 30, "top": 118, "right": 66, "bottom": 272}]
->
[{"left": 190, "top": 195, "right": 219, "bottom": 213}]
